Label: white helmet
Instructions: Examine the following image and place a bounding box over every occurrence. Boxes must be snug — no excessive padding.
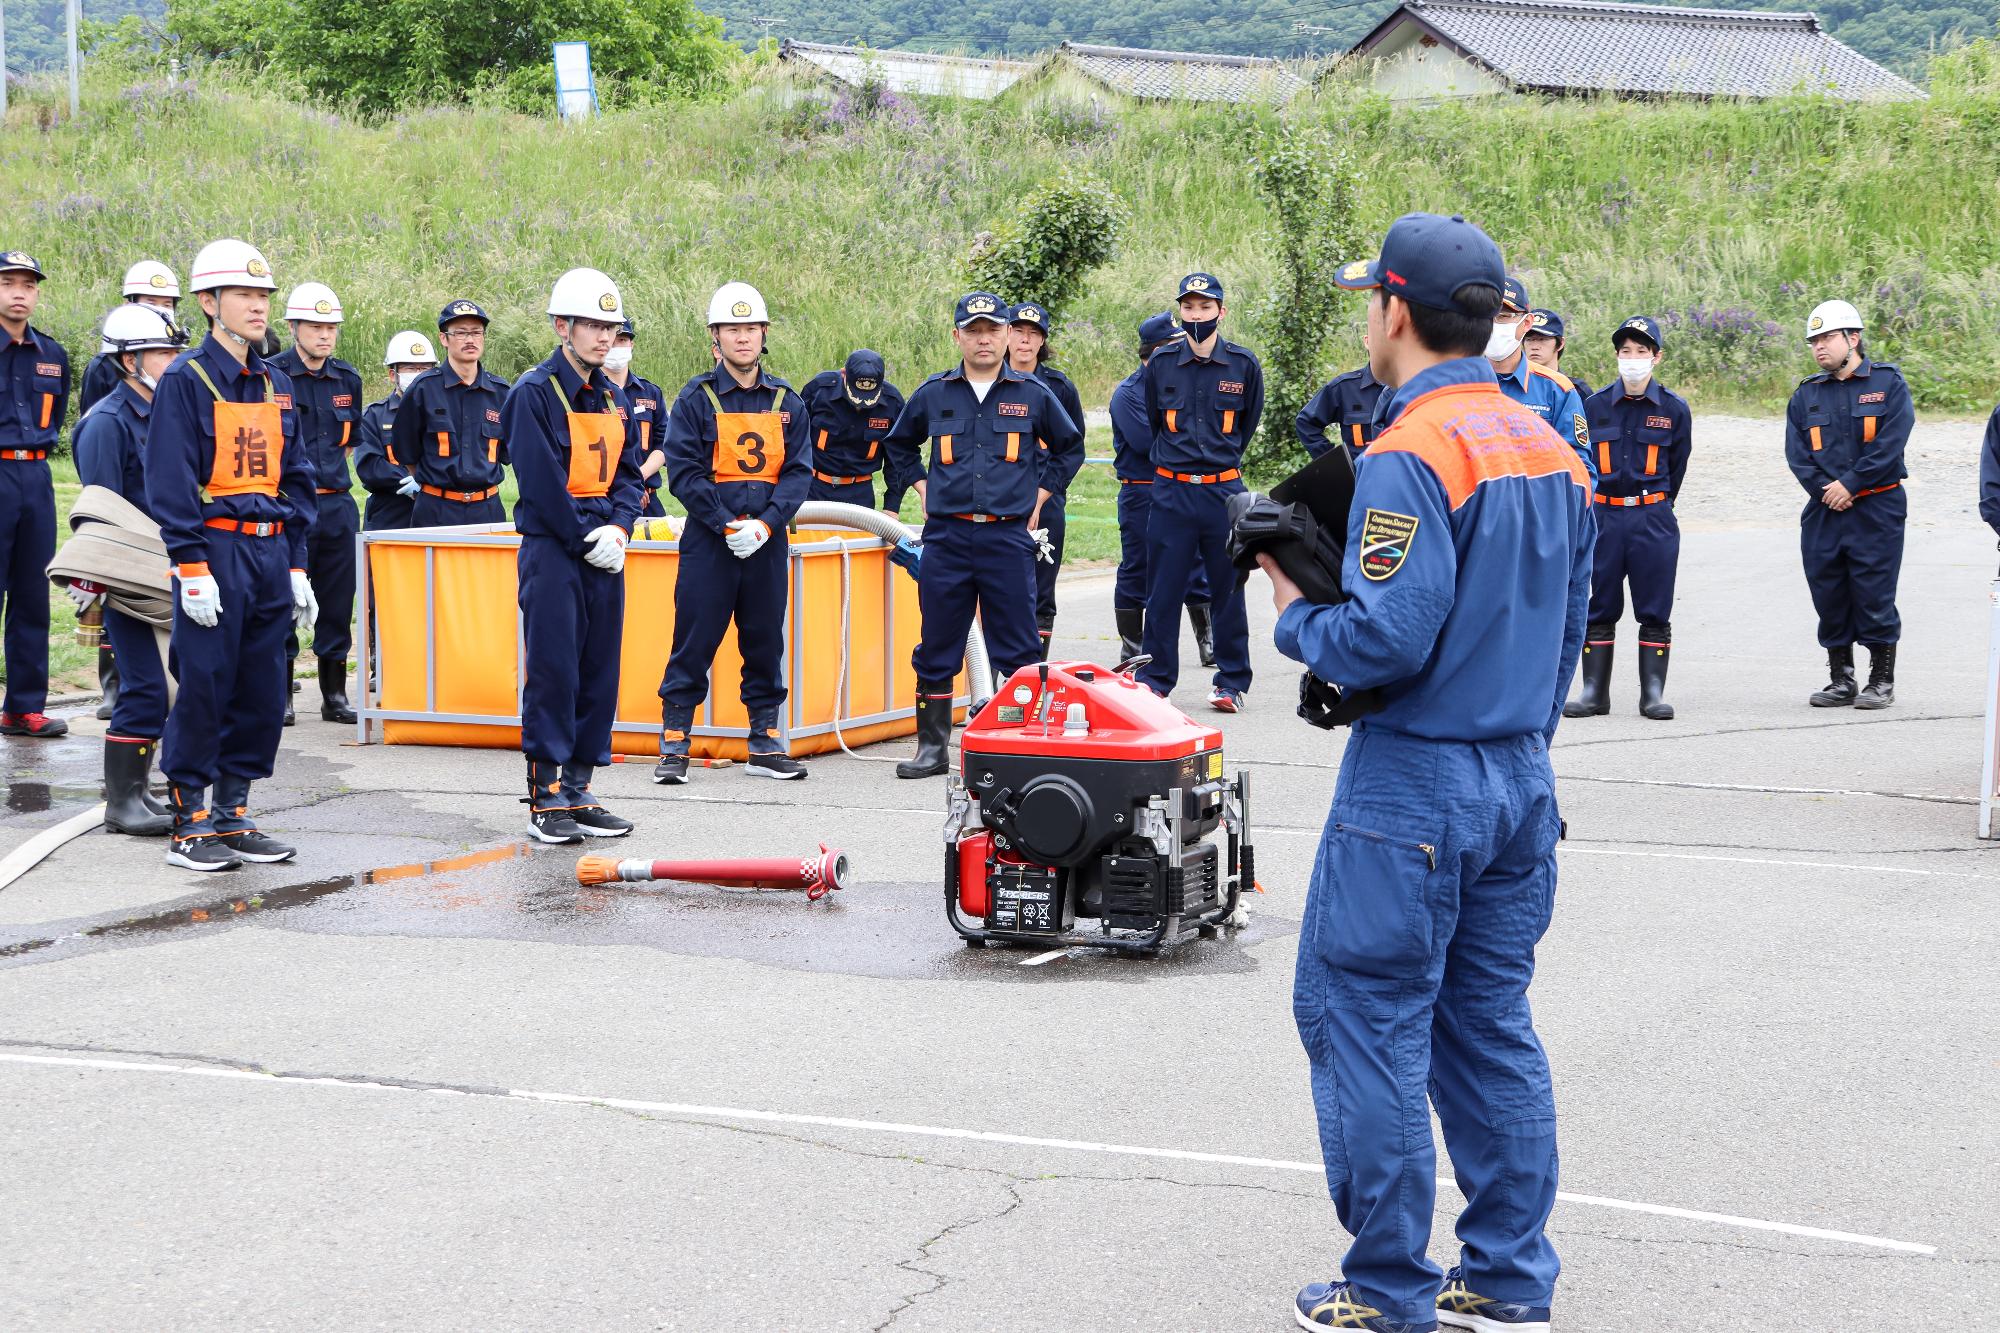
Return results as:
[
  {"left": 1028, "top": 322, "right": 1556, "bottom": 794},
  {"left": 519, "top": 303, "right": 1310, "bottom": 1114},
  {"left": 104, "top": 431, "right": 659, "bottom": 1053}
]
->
[
  {"left": 383, "top": 330, "right": 438, "bottom": 367},
  {"left": 99, "top": 303, "right": 190, "bottom": 357},
  {"left": 707, "top": 281, "right": 769, "bottom": 326},
  {"left": 122, "top": 260, "right": 180, "bottom": 299},
  {"left": 548, "top": 267, "right": 624, "bottom": 321},
  {"left": 284, "top": 282, "right": 344, "bottom": 324},
  {"left": 188, "top": 239, "right": 277, "bottom": 293},
  {"left": 1806, "top": 299, "right": 1863, "bottom": 341}
]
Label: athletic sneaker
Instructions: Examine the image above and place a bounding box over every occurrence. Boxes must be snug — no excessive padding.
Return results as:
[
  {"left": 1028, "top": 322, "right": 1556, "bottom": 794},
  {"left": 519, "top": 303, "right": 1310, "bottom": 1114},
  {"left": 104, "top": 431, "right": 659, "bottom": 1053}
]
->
[
  {"left": 0, "top": 711, "right": 68, "bottom": 738},
  {"left": 166, "top": 834, "right": 243, "bottom": 872},
  {"left": 570, "top": 804, "right": 634, "bottom": 837},
  {"left": 745, "top": 751, "right": 807, "bottom": 780},
  {"left": 1208, "top": 686, "right": 1244, "bottom": 714},
  {"left": 218, "top": 829, "right": 296, "bottom": 863},
  {"left": 651, "top": 754, "right": 689, "bottom": 785},
  {"left": 527, "top": 808, "right": 585, "bottom": 844},
  {"left": 1295, "top": 1281, "right": 1436, "bottom": 1331},
  {"left": 1436, "top": 1268, "right": 1549, "bottom": 1332}
]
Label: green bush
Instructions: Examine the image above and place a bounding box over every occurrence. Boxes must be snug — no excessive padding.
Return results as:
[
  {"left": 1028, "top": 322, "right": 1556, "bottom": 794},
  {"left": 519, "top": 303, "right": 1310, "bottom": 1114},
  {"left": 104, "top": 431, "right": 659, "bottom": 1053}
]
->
[{"left": 967, "top": 166, "right": 1131, "bottom": 317}]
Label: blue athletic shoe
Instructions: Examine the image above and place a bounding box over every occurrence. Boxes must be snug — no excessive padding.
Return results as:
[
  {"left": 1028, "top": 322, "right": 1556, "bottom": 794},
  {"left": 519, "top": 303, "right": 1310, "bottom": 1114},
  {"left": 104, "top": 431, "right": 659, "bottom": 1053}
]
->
[
  {"left": 1295, "top": 1280, "right": 1438, "bottom": 1331},
  {"left": 1435, "top": 1267, "right": 1551, "bottom": 1332}
]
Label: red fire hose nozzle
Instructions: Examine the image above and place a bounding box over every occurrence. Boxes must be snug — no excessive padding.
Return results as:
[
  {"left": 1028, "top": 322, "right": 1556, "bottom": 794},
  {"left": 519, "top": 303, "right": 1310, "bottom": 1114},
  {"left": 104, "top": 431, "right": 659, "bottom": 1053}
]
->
[{"left": 575, "top": 844, "right": 849, "bottom": 900}]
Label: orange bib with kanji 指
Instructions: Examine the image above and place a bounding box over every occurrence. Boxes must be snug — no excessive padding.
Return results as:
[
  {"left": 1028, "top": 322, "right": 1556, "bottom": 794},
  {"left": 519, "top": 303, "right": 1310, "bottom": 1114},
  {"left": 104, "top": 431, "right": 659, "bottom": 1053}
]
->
[
  {"left": 704, "top": 383, "right": 785, "bottom": 484},
  {"left": 189, "top": 360, "right": 284, "bottom": 498},
  {"left": 565, "top": 409, "right": 621, "bottom": 498}
]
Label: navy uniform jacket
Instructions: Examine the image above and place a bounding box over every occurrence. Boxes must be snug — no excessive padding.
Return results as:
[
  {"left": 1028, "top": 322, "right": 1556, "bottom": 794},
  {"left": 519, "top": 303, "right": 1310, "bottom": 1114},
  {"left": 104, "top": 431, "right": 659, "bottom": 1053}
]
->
[
  {"left": 881, "top": 364, "right": 1081, "bottom": 519},
  {"left": 79, "top": 351, "right": 121, "bottom": 417},
  {"left": 0, "top": 325, "right": 70, "bottom": 454},
  {"left": 1567, "top": 374, "right": 1595, "bottom": 401},
  {"left": 1143, "top": 336, "right": 1263, "bottom": 475},
  {"left": 800, "top": 370, "right": 906, "bottom": 482},
  {"left": 389, "top": 362, "right": 512, "bottom": 494},
  {"left": 1979, "top": 404, "right": 2000, "bottom": 539},
  {"left": 354, "top": 390, "right": 414, "bottom": 529},
  {"left": 1108, "top": 366, "right": 1153, "bottom": 481},
  {"left": 1583, "top": 378, "right": 1693, "bottom": 501},
  {"left": 1783, "top": 359, "right": 1913, "bottom": 501},
  {"left": 1296, "top": 365, "right": 1386, "bottom": 458},
  {"left": 73, "top": 381, "right": 152, "bottom": 509},
  {"left": 617, "top": 372, "right": 669, "bottom": 506},
  {"left": 145, "top": 332, "right": 314, "bottom": 569},
  {"left": 272, "top": 347, "right": 364, "bottom": 493},
  {"left": 663, "top": 362, "right": 811, "bottom": 536},
  {"left": 1031, "top": 363, "right": 1087, "bottom": 497},
  {"left": 505, "top": 349, "right": 646, "bottom": 549}
]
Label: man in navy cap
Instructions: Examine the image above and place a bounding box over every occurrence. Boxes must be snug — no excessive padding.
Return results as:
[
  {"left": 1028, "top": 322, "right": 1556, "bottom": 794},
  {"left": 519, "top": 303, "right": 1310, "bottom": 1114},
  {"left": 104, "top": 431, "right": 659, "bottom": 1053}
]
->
[
  {"left": 1488, "top": 278, "right": 1591, "bottom": 474},
  {"left": 1277, "top": 213, "right": 1591, "bottom": 1332},
  {"left": 1109, "top": 311, "right": 1212, "bottom": 663},
  {"left": 1522, "top": 308, "right": 1592, "bottom": 400},
  {"left": 391, "top": 300, "right": 511, "bottom": 527},
  {"left": 800, "top": 349, "right": 907, "bottom": 512},
  {"left": 880, "top": 292, "right": 1083, "bottom": 778},
  {"left": 1138, "top": 272, "right": 1262, "bottom": 710},
  {"left": 0, "top": 251, "right": 70, "bottom": 738},
  {"left": 1296, "top": 328, "right": 1387, "bottom": 459},
  {"left": 1005, "top": 301, "right": 1086, "bottom": 658},
  {"left": 1567, "top": 315, "right": 1691, "bottom": 721}
]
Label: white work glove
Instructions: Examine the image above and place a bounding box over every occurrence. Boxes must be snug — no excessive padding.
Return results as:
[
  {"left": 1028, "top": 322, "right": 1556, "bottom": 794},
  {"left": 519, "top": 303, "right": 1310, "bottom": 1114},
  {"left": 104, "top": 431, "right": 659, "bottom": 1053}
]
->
[
  {"left": 178, "top": 571, "right": 221, "bottom": 628},
  {"left": 1031, "top": 527, "right": 1056, "bottom": 565},
  {"left": 725, "top": 518, "right": 772, "bottom": 560},
  {"left": 290, "top": 569, "right": 318, "bottom": 633},
  {"left": 582, "top": 525, "right": 628, "bottom": 574},
  {"left": 64, "top": 579, "right": 105, "bottom": 613},
  {"left": 396, "top": 474, "right": 421, "bottom": 497}
]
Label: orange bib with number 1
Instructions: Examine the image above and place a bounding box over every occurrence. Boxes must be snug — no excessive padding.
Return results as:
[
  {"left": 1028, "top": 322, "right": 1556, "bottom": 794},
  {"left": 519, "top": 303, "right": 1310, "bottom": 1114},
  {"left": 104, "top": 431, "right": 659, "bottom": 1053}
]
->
[
  {"left": 565, "top": 409, "right": 621, "bottom": 498},
  {"left": 704, "top": 383, "right": 785, "bottom": 483},
  {"left": 188, "top": 361, "right": 284, "bottom": 498}
]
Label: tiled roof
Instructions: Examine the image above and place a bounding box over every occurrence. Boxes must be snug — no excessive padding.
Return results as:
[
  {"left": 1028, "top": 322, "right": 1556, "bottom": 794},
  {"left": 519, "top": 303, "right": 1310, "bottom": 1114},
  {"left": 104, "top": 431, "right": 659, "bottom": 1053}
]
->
[
  {"left": 779, "top": 40, "right": 1031, "bottom": 100},
  {"left": 1349, "top": 1, "right": 1925, "bottom": 101},
  {"left": 1055, "top": 41, "right": 1308, "bottom": 104}
]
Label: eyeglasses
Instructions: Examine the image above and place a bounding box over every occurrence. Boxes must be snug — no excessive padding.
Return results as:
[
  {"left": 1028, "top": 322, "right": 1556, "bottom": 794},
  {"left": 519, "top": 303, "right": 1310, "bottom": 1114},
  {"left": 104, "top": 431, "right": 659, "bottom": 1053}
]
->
[{"left": 442, "top": 328, "right": 485, "bottom": 341}]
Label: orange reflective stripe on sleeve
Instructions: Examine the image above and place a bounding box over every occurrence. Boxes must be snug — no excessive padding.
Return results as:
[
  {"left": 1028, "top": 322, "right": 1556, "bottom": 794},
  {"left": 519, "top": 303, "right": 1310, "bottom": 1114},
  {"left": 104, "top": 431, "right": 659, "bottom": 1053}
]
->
[
  {"left": 817, "top": 429, "right": 828, "bottom": 451},
  {"left": 436, "top": 430, "right": 451, "bottom": 458},
  {"left": 1862, "top": 415, "right": 1877, "bottom": 444},
  {"left": 867, "top": 439, "right": 878, "bottom": 459},
  {"left": 939, "top": 434, "right": 954, "bottom": 466},
  {"left": 640, "top": 420, "right": 651, "bottom": 451},
  {"left": 1809, "top": 425, "right": 1823, "bottom": 452},
  {"left": 1644, "top": 444, "right": 1659, "bottom": 475},
  {"left": 1165, "top": 409, "right": 1178, "bottom": 434},
  {"left": 39, "top": 394, "right": 52, "bottom": 430},
  {"left": 340, "top": 421, "right": 351, "bottom": 448},
  {"left": 1005, "top": 433, "right": 1020, "bottom": 462},
  {"left": 1221, "top": 409, "right": 1235, "bottom": 435},
  {"left": 487, "top": 438, "right": 498, "bottom": 463}
]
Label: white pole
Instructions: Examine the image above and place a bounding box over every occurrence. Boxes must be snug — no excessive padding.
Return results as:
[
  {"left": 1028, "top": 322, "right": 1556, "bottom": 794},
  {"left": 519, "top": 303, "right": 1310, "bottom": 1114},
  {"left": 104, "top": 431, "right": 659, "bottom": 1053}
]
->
[{"left": 65, "top": 0, "right": 78, "bottom": 118}]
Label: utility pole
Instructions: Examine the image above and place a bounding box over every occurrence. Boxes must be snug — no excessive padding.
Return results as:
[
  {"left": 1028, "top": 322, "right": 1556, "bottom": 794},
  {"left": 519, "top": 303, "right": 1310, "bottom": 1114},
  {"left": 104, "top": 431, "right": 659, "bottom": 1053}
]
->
[{"left": 65, "top": 0, "right": 78, "bottom": 118}]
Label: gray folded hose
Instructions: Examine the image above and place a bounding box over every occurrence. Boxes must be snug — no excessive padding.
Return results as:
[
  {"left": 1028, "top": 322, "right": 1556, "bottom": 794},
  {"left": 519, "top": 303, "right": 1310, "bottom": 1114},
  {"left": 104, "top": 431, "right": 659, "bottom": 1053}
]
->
[{"left": 794, "top": 501, "right": 994, "bottom": 708}]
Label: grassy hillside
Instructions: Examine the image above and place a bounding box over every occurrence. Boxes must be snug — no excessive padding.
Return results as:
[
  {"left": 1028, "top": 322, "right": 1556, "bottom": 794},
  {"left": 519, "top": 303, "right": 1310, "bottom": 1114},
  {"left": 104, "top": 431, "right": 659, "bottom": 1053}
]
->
[{"left": 6, "top": 60, "right": 2000, "bottom": 444}]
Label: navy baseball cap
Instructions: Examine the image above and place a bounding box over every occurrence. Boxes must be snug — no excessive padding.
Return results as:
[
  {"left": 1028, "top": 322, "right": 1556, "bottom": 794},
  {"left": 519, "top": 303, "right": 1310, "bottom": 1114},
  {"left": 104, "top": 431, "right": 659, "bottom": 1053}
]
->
[
  {"left": 1500, "top": 275, "right": 1530, "bottom": 313},
  {"left": 1333, "top": 213, "right": 1506, "bottom": 318},
  {"left": 1009, "top": 301, "right": 1050, "bottom": 329},
  {"left": 955, "top": 292, "right": 1007, "bottom": 327},
  {"left": 1526, "top": 308, "right": 1565, "bottom": 340},
  {"left": 437, "top": 299, "right": 490, "bottom": 330},
  {"left": 1177, "top": 273, "right": 1224, "bottom": 302},
  {"left": 1137, "top": 310, "right": 1181, "bottom": 346},
  {"left": 618, "top": 318, "right": 635, "bottom": 338},
  {"left": 0, "top": 251, "right": 45, "bottom": 280},
  {"left": 1614, "top": 315, "right": 1663, "bottom": 351},
  {"left": 844, "top": 349, "right": 885, "bottom": 388}
]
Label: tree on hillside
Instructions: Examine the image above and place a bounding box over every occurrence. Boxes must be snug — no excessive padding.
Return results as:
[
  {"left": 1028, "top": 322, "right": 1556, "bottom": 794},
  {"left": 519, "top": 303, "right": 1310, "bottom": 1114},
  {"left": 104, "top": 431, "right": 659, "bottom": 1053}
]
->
[{"left": 967, "top": 168, "right": 1130, "bottom": 319}]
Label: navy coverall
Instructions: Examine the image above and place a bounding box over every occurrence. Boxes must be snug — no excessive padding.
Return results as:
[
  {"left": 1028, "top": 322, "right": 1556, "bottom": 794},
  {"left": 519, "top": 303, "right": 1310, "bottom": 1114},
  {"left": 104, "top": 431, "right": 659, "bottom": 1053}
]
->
[
  {"left": 0, "top": 324, "right": 67, "bottom": 717},
  {"left": 272, "top": 347, "right": 364, "bottom": 665},
  {"left": 615, "top": 372, "right": 669, "bottom": 518},
  {"left": 1295, "top": 365, "right": 1386, "bottom": 459},
  {"left": 1027, "top": 363, "right": 1085, "bottom": 648},
  {"left": 1582, "top": 377, "right": 1692, "bottom": 633},
  {"left": 73, "top": 382, "right": 169, "bottom": 740},
  {"left": 1109, "top": 363, "right": 1207, "bottom": 612},
  {"left": 390, "top": 362, "right": 512, "bottom": 527},
  {"left": 799, "top": 370, "right": 907, "bottom": 510},
  {"left": 353, "top": 389, "right": 414, "bottom": 531}
]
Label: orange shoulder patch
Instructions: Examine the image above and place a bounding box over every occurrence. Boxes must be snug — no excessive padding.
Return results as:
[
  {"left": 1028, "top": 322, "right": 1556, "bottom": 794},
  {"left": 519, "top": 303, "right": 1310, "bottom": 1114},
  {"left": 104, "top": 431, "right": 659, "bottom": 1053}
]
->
[{"left": 1372, "top": 383, "right": 1587, "bottom": 510}]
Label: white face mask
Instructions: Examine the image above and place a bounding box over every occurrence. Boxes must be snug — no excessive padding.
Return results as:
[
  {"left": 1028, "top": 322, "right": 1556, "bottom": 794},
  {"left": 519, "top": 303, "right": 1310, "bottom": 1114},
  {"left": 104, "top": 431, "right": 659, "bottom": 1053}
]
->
[
  {"left": 137, "top": 372, "right": 160, "bottom": 393},
  {"left": 604, "top": 346, "right": 634, "bottom": 372},
  {"left": 1484, "top": 318, "right": 1522, "bottom": 361},
  {"left": 396, "top": 370, "right": 423, "bottom": 391},
  {"left": 1617, "top": 357, "right": 1654, "bottom": 387}
]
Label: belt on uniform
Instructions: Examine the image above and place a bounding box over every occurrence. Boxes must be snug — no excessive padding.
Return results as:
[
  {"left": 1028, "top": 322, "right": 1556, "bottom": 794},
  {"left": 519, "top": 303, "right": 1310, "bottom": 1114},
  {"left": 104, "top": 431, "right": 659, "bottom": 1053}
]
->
[
  {"left": 1155, "top": 466, "right": 1240, "bottom": 484},
  {"left": 315, "top": 487, "right": 347, "bottom": 495},
  {"left": 948, "top": 513, "right": 1021, "bottom": 524},
  {"left": 0, "top": 449, "right": 47, "bottom": 461},
  {"left": 813, "top": 470, "right": 871, "bottom": 485},
  {"left": 421, "top": 484, "right": 498, "bottom": 502},
  {"left": 1119, "top": 477, "right": 1153, "bottom": 486},
  {"left": 203, "top": 517, "right": 284, "bottom": 537},
  {"left": 1595, "top": 492, "right": 1668, "bottom": 507},
  {"left": 1854, "top": 482, "right": 1902, "bottom": 499}
]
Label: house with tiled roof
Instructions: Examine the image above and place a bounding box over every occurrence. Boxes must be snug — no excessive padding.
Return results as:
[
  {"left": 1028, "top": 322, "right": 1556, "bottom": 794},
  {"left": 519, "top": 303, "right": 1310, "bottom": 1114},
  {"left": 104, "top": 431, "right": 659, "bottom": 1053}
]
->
[
  {"left": 778, "top": 40, "right": 1032, "bottom": 100},
  {"left": 1338, "top": 1, "right": 1924, "bottom": 102},
  {"left": 1041, "top": 41, "right": 1308, "bottom": 105}
]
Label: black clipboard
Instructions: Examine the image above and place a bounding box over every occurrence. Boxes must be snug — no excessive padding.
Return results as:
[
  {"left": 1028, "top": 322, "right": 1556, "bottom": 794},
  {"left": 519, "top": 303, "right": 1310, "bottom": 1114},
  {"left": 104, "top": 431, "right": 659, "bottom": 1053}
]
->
[{"left": 1270, "top": 442, "right": 1359, "bottom": 539}]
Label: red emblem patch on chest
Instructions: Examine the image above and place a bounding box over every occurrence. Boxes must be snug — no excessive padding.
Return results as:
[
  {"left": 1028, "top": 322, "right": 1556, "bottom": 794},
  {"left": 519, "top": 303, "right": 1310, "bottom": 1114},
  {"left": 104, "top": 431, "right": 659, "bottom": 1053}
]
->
[
  {"left": 997, "top": 401, "right": 1029, "bottom": 417},
  {"left": 273, "top": 394, "right": 293, "bottom": 410},
  {"left": 332, "top": 394, "right": 353, "bottom": 407},
  {"left": 485, "top": 409, "right": 502, "bottom": 424},
  {"left": 869, "top": 417, "right": 892, "bottom": 430},
  {"left": 638, "top": 398, "right": 657, "bottom": 411},
  {"left": 1858, "top": 391, "right": 1886, "bottom": 404},
  {"left": 35, "top": 362, "right": 61, "bottom": 378},
  {"left": 1645, "top": 415, "right": 1672, "bottom": 429},
  {"left": 780, "top": 411, "right": 792, "bottom": 425},
  {"left": 1218, "top": 380, "right": 1245, "bottom": 394}
]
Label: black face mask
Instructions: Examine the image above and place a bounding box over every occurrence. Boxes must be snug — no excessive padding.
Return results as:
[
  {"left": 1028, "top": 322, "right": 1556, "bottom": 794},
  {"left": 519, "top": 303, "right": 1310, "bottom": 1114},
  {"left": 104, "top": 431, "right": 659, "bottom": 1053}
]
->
[{"left": 1182, "top": 316, "right": 1220, "bottom": 344}]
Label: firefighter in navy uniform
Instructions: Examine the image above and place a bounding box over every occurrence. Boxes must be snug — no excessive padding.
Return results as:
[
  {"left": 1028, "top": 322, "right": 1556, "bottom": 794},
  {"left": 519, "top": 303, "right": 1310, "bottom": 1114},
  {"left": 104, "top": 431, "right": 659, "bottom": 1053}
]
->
[
  {"left": 1785, "top": 298, "right": 1912, "bottom": 710},
  {"left": 272, "top": 282, "right": 364, "bottom": 725},
  {"left": 1523, "top": 308, "right": 1592, "bottom": 400},
  {"left": 1296, "top": 334, "right": 1387, "bottom": 459},
  {"left": 80, "top": 260, "right": 182, "bottom": 417},
  {"left": 353, "top": 330, "right": 438, "bottom": 532},
  {"left": 70, "top": 304, "right": 190, "bottom": 836},
  {"left": 1566, "top": 315, "right": 1691, "bottom": 721},
  {"left": 1005, "top": 302, "right": 1086, "bottom": 658},
  {"left": 392, "top": 299, "right": 510, "bottom": 528},
  {"left": 507, "top": 268, "right": 645, "bottom": 843},
  {"left": 654, "top": 283, "right": 812, "bottom": 786},
  {"left": 1139, "top": 272, "right": 1262, "bottom": 711},
  {"left": 800, "top": 350, "right": 906, "bottom": 511},
  {"left": 1109, "top": 311, "right": 1212, "bottom": 665},
  {"left": 603, "top": 319, "right": 670, "bottom": 519},
  {"left": 148, "top": 238, "right": 319, "bottom": 872},
  {"left": 881, "top": 291, "right": 1084, "bottom": 779},
  {"left": 0, "top": 250, "right": 71, "bottom": 739}
]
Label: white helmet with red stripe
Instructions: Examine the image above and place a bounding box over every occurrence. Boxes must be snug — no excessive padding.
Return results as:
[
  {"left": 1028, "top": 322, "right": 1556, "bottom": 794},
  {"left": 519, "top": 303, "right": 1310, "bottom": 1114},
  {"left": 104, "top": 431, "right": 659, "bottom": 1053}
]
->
[
  {"left": 284, "top": 282, "right": 344, "bottom": 324},
  {"left": 189, "top": 239, "right": 277, "bottom": 293},
  {"left": 122, "top": 260, "right": 181, "bottom": 299}
]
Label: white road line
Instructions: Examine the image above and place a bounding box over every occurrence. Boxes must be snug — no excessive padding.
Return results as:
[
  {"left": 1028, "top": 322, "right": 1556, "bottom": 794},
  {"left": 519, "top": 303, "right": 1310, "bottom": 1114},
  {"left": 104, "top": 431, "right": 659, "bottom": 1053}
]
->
[
  {"left": 0, "top": 1050, "right": 1936, "bottom": 1256},
  {"left": 1019, "top": 949, "right": 1069, "bottom": 967}
]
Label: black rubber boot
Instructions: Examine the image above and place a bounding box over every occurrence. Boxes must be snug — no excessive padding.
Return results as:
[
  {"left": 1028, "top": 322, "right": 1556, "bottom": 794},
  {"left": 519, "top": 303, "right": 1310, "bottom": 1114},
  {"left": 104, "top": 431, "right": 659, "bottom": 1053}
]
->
[
  {"left": 896, "top": 686, "right": 953, "bottom": 779},
  {"left": 103, "top": 737, "right": 173, "bottom": 836},
  {"left": 1114, "top": 607, "right": 1144, "bottom": 665},
  {"left": 1854, "top": 643, "right": 1896, "bottom": 710},
  {"left": 1187, "top": 602, "right": 1217, "bottom": 669},
  {"left": 318, "top": 656, "right": 357, "bottom": 724},
  {"left": 136, "top": 738, "right": 170, "bottom": 817},
  {"left": 1563, "top": 625, "right": 1615, "bottom": 717},
  {"left": 95, "top": 647, "right": 118, "bottom": 721},
  {"left": 1636, "top": 625, "right": 1675, "bottom": 720},
  {"left": 527, "top": 757, "right": 583, "bottom": 844},
  {"left": 1809, "top": 645, "right": 1858, "bottom": 707},
  {"left": 1036, "top": 615, "right": 1055, "bottom": 662}
]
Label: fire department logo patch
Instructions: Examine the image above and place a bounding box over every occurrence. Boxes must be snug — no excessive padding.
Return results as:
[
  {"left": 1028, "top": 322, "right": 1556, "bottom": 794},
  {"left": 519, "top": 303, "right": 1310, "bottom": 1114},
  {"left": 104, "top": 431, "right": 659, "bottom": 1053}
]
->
[
  {"left": 1360, "top": 508, "right": 1419, "bottom": 581},
  {"left": 1858, "top": 391, "right": 1886, "bottom": 404},
  {"left": 598, "top": 292, "right": 618, "bottom": 313},
  {"left": 313, "top": 299, "right": 333, "bottom": 315},
  {"left": 1183, "top": 276, "right": 1210, "bottom": 292},
  {"left": 273, "top": 393, "right": 293, "bottom": 409},
  {"left": 780, "top": 411, "right": 792, "bottom": 424},
  {"left": 1531, "top": 311, "right": 1549, "bottom": 328},
  {"left": 1219, "top": 380, "right": 1245, "bottom": 394},
  {"left": 485, "top": 409, "right": 501, "bottom": 424},
  {"left": 333, "top": 394, "right": 353, "bottom": 407},
  {"left": 1573, "top": 414, "right": 1590, "bottom": 449},
  {"left": 1645, "top": 415, "right": 1672, "bottom": 429},
  {"left": 150, "top": 273, "right": 169, "bottom": 289},
  {"left": 997, "top": 401, "right": 1028, "bottom": 417},
  {"left": 246, "top": 258, "right": 270, "bottom": 278},
  {"left": 869, "top": 417, "right": 891, "bottom": 430},
  {"left": 1341, "top": 260, "right": 1372, "bottom": 282},
  {"left": 34, "top": 363, "right": 60, "bottom": 378},
  {"left": 731, "top": 300, "right": 753, "bottom": 318}
]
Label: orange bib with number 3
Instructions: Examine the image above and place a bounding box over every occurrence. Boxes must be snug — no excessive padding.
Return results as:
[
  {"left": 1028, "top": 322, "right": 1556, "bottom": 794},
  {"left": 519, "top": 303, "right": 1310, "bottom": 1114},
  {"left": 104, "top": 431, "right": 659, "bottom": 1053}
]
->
[
  {"left": 189, "top": 361, "right": 284, "bottom": 498},
  {"left": 704, "top": 384, "right": 785, "bottom": 483},
  {"left": 565, "top": 410, "right": 621, "bottom": 498}
]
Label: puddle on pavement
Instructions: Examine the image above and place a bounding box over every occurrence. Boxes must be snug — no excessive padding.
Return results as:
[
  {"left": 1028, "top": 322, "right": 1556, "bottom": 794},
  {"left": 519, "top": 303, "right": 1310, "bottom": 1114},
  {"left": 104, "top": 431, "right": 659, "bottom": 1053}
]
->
[{"left": 0, "top": 839, "right": 1276, "bottom": 981}]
